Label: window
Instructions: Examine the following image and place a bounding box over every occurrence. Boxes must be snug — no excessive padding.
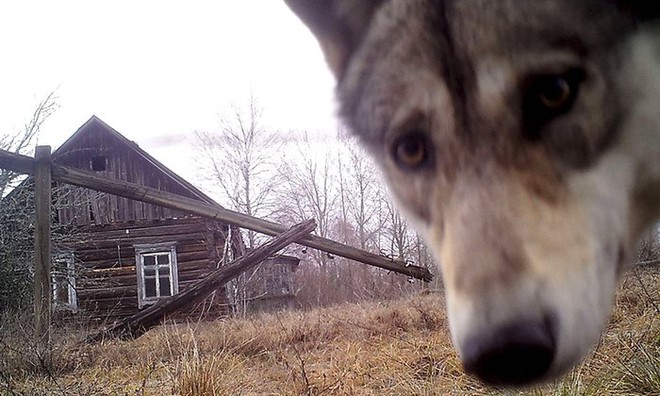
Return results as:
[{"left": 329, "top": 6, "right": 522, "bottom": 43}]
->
[
  {"left": 135, "top": 243, "right": 179, "bottom": 308},
  {"left": 90, "top": 156, "right": 107, "bottom": 171},
  {"left": 52, "top": 253, "right": 77, "bottom": 311}
]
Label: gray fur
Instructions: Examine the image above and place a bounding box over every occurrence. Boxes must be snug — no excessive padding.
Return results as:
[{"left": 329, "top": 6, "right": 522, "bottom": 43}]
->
[{"left": 285, "top": 0, "right": 660, "bottom": 386}]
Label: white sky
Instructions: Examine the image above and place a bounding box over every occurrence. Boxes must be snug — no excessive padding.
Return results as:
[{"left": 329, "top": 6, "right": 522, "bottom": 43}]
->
[{"left": 0, "top": 1, "right": 339, "bottom": 184}]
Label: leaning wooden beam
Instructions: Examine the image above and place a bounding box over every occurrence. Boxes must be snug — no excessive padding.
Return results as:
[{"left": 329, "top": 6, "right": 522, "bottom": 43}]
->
[
  {"left": 87, "top": 219, "right": 316, "bottom": 342},
  {"left": 0, "top": 149, "right": 433, "bottom": 281},
  {"left": 0, "top": 149, "right": 35, "bottom": 175}
]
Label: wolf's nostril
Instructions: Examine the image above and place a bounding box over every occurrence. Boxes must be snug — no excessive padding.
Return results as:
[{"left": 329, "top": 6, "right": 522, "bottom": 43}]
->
[{"left": 462, "top": 318, "right": 556, "bottom": 385}]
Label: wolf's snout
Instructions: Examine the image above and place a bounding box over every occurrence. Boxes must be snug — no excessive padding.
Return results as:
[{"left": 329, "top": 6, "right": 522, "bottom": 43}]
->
[{"left": 462, "top": 318, "right": 556, "bottom": 385}]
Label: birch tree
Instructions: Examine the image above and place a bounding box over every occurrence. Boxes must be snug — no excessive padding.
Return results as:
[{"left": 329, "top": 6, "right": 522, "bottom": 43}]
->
[
  {"left": 192, "top": 95, "right": 284, "bottom": 316},
  {"left": 192, "top": 94, "right": 282, "bottom": 248}
]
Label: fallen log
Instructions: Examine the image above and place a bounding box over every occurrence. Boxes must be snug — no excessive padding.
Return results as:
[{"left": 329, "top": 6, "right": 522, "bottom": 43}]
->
[{"left": 87, "top": 219, "right": 316, "bottom": 342}]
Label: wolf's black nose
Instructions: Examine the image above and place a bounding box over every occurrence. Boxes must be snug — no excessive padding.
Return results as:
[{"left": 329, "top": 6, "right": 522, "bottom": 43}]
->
[{"left": 462, "top": 319, "right": 556, "bottom": 385}]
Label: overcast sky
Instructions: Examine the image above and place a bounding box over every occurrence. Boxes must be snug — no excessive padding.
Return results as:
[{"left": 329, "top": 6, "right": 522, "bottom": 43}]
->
[{"left": 0, "top": 1, "right": 339, "bottom": 184}]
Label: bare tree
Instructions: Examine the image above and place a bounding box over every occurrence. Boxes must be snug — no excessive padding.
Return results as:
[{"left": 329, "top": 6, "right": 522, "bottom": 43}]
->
[
  {"left": 192, "top": 94, "right": 285, "bottom": 317},
  {"left": 0, "top": 92, "right": 58, "bottom": 197},
  {"left": 334, "top": 138, "right": 393, "bottom": 300},
  {"left": 339, "top": 139, "right": 386, "bottom": 251},
  {"left": 275, "top": 134, "right": 342, "bottom": 305},
  {"left": 277, "top": 135, "right": 338, "bottom": 248},
  {"left": 273, "top": 133, "right": 435, "bottom": 307},
  {"left": 192, "top": 94, "right": 282, "bottom": 249}
]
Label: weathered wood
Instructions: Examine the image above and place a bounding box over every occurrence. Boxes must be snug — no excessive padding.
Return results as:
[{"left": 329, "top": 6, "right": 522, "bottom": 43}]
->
[
  {"left": 0, "top": 149, "right": 34, "bottom": 175},
  {"left": 49, "top": 117, "right": 209, "bottom": 225},
  {"left": 33, "top": 146, "right": 52, "bottom": 346},
  {"left": 67, "top": 233, "right": 207, "bottom": 250},
  {"left": 77, "top": 222, "right": 217, "bottom": 240},
  {"left": 78, "top": 285, "right": 137, "bottom": 300},
  {"left": 87, "top": 219, "right": 316, "bottom": 342},
  {"left": 0, "top": 149, "right": 433, "bottom": 281},
  {"left": 81, "top": 261, "right": 211, "bottom": 286},
  {"left": 81, "top": 250, "right": 209, "bottom": 272}
]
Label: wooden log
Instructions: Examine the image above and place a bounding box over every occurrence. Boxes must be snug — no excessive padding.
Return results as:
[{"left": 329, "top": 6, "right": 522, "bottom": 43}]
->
[
  {"left": 78, "top": 285, "right": 137, "bottom": 300},
  {"left": 0, "top": 149, "right": 34, "bottom": 175},
  {"left": 33, "top": 146, "right": 52, "bottom": 347},
  {"left": 76, "top": 222, "right": 211, "bottom": 240},
  {"left": 86, "top": 219, "right": 316, "bottom": 342},
  {"left": 67, "top": 233, "right": 207, "bottom": 250},
  {"left": 0, "top": 149, "right": 433, "bottom": 281}
]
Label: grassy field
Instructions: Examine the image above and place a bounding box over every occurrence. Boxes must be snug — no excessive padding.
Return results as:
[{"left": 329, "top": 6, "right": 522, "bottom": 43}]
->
[{"left": 1, "top": 265, "right": 658, "bottom": 395}]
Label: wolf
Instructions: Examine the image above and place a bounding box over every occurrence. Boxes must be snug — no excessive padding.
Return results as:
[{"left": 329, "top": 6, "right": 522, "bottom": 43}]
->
[{"left": 284, "top": 0, "right": 660, "bottom": 386}]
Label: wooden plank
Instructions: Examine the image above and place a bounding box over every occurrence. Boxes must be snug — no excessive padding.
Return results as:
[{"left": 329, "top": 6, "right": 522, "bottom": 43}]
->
[
  {"left": 73, "top": 242, "right": 206, "bottom": 262},
  {"left": 67, "top": 233, "right": 207, "bottom": 250},
  {"left": 81, "top": 259, "right": 211, "bottom": 287},
  {"left": 0, "top": 149, "right": 433, "bottom": 281},
  {"left": 78, "top": 285, "right": 137, "bottom": 300},
  {"left": 78, "top": 222, "right": 211, "bottom": 240},
  {"left": 33, "top": 146, "right": 52, "bottom": 346},
  {"left": 87, "top": 219, "right": 316, "bottom": 341},
  {"left": 82, "top": 266, "right": 136, "bottom": 278},
  {"left": 80, "top": 297, "right": 138, "bottom": 311},
  {"left": 73, "top": 247, "right": 135, "bottom": 263},
  {"left": 76, "top": 216, "right": 214, "bottom": 232},
  {"left": 79, "top": 258, "right": 132, "bottom": 270}
]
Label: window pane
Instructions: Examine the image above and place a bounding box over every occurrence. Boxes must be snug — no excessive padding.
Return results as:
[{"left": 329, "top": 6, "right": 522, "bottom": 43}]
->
[
  {"left": 144, "top": 255, "right": 156, "bottom": 266},
  {"left": 55, "top": 278, "right": 69, "bottom": 303},
  {"left": 159, "top": 277, "right": 171, "bottom": 296},
  {"left": 156, "top": 253, "right": 170, "bottom": 265},
  {"left": 159, "top": 266, "right": 170, "bottom": 276},
  {"left": 144, "top": 267, "right": 156, "bottom": 277},
  {"left": 145, "top": 278, "right": 156, "bottom": 297}
]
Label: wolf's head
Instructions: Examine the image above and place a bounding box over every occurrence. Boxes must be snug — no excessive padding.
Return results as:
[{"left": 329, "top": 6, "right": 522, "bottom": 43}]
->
[{"left": 285, "top": 0, "right": 660, "bottom": 386}]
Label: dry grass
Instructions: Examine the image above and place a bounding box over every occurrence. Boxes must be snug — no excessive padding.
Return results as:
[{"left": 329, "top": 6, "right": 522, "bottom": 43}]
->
[{"left": 1, "top": 266, "right": 657, "bottom": 395}]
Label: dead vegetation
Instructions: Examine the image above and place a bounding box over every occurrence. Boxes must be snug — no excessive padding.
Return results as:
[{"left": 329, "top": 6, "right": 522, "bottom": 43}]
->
[{"left": 1, "top": 265, "right": 657, "bottom": 395}]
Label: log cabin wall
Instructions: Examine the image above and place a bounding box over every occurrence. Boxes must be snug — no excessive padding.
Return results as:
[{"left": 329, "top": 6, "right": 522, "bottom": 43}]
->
[{"left": 69, "top": 217, "right": 231, "bottom": 323}]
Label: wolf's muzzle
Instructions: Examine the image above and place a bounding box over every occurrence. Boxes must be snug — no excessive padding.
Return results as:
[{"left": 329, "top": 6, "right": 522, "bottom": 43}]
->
[{"left": 462, "top": 316, "right": 556, "bottom": 385}]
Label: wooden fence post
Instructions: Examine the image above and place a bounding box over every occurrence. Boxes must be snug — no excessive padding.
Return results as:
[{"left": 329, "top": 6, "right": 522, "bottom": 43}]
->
[{"left": 34, "top": 145, "right": 52, "bottom": 350}]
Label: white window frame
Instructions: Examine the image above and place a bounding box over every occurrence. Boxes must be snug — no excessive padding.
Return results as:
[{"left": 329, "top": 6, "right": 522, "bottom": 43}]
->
[
  {"left": 135, "top": 243, "right": 179, "bottom": 309},
  {"left": 52, "top": 252, "right": 77, "bottom": 311}
]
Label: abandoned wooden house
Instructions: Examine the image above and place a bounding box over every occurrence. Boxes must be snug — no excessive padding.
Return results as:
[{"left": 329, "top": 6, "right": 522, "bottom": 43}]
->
[
  {"left": 228, "top": 254, "right": 300, "bottom": 314},
  {"left": 11, "top": 115, "right": 302, "bottom": 323}
]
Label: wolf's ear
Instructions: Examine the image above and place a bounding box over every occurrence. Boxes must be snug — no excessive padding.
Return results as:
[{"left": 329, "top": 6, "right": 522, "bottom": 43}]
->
[{"left": 284, "top": 0, "right": 384, "bottom": 79}]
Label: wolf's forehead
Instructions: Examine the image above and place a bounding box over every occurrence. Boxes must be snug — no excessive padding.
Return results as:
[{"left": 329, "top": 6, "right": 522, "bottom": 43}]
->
[
  {"left": 448, "top": 0, "right": 627, "bottom": 55},
  {"left": 339, "top": 0, "right": 629, "bottom": 144}
]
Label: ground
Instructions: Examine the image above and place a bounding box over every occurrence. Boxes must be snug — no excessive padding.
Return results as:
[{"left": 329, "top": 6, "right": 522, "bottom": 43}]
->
[{"left": 1, "top": 266, "right": 658, "bottom": 395}]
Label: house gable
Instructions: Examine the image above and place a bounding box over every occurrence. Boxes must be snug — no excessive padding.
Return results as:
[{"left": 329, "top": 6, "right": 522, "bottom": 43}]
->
[{"left": 53, "top": 116, "right": 216, "bottom": 225}]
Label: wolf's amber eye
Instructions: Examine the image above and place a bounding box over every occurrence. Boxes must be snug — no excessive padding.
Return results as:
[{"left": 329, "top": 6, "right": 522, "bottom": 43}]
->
[
  {"left": 391, "top": 133, "right": 430, "bottom": 170},
  {"left": 538, "top": 77, "right": 571, "bottom": 109},
  {"left": 523, "top": 69, "right": 585, "bottom": 138}
]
